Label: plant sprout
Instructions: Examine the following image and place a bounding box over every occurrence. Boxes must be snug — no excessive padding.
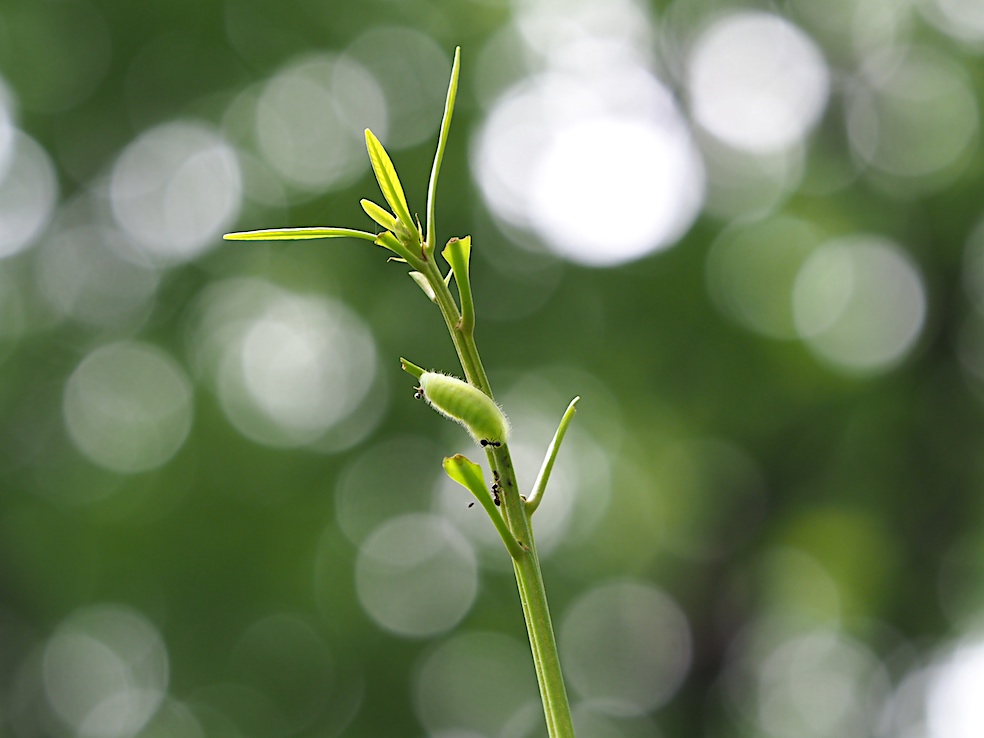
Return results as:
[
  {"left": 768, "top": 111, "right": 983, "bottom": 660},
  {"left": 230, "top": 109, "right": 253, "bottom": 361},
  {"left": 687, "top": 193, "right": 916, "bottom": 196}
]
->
[{"left": 225, "top": 48, "right": 579, "bottom": 738}]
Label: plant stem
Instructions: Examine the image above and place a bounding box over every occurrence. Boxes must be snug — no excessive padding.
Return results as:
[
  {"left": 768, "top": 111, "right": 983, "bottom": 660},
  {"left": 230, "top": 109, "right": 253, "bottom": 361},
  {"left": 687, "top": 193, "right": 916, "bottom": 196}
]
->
[
  {"left": 425, "top": 266, "right": 576, "bottom": 738},
  {"left": 493, "top": 446, "right": 575, "bottom": 738}
]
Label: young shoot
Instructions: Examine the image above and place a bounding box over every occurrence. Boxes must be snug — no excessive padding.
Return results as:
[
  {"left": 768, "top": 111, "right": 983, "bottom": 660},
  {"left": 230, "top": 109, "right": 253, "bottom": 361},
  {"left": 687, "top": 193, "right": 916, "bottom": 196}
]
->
[{"left": 224, "top": 47, "right": 579, "bottom": 738}]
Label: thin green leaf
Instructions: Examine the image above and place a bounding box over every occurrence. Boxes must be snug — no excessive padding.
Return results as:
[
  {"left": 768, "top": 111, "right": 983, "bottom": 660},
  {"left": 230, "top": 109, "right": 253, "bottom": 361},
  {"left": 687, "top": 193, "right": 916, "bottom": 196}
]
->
[
  {"left": 400, "top": 357, "right": 425, "bottom": 379},
  {"left": 361, "top": 199, "right": 400, "bottom": 233},
  {"left": 223, "top": 227, "right": 378, "bottom": 241},
  {"left": 443, "top": 454, "right": 524, "bottom": 559},
  {"left": 526, "top": 397, "right": 579, "bottom": 515},
  {"left": 409, "top": 271, "right": 437, "bottom": 302},
  {"left": 365, "top": 129, "right": 416, "bottom": 237},
  {"left": 442, "top": 236, "right": 474, "bottom": 333},
  {"left": 426, "top": 46, "right": 461, "bottom": 248}
]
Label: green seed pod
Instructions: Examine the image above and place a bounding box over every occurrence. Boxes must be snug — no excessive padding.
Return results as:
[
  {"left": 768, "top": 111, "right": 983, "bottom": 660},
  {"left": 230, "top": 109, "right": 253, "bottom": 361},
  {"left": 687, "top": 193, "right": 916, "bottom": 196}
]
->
[{"left": 419, "top": 372, "right": 510, "bottom": 446}]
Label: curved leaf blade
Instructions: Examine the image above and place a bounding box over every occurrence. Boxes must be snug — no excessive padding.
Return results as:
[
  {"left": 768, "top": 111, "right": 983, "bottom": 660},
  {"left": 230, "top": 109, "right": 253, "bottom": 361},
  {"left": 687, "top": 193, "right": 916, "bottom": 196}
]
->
[
  {"left": 443, "top": 454, "right": 523, "bottom": 559},
  {"left": 426, "top": 46, "right": 461, "bottom": 247},
  {"left": 223, "top": 227, "right": 377, "bottom": 242},
  {"left": 365, "top": 129, "right": 415, "bottom": 236}
]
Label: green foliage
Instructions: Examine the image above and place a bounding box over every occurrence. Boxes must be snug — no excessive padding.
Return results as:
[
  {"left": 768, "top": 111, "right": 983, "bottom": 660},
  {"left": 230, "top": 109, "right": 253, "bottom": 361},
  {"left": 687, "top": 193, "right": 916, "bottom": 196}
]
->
[
  {"left": 225, "top": 48, "right": 578, "bottom": 737},
  {"left": 3, "top": 5, "right": 984, "bottom": 738}
]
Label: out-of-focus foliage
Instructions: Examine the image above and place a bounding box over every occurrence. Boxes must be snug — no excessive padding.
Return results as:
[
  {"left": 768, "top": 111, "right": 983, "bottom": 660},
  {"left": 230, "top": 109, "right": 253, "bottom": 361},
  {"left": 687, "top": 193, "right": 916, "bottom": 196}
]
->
[{"left": 1, "top": 0, "right": 984, "bottom": 736}]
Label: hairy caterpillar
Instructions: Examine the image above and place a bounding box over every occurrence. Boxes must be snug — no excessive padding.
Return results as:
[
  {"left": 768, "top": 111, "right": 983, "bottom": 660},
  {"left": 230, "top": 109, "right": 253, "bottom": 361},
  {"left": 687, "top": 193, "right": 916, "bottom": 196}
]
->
[{"left": 417, "top": 372, "right": 510, "bottom": 447}]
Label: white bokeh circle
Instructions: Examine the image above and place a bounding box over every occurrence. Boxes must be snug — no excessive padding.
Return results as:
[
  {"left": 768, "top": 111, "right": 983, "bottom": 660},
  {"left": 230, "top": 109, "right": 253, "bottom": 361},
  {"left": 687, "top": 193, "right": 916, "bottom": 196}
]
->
[
  {"left": 688, "top": 11, "right": 830, "bottom": 154},
  {"left": 355, "top": 514, "right": 478, "bottom": 638},
  {"left": 63, "top": 342, "right": 194, "bottom": 474}
]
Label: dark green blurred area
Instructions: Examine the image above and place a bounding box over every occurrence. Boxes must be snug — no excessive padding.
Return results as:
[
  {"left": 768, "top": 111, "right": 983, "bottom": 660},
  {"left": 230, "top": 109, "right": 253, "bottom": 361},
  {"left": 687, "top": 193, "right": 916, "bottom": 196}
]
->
[{"left": 1, "top": 0, "right": 984, "bottom": 736}]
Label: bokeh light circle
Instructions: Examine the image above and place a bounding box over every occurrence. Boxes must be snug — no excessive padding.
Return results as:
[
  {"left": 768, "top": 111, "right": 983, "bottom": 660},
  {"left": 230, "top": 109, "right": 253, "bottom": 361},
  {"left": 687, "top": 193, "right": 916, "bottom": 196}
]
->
[
  {"left": 345, "top": 27, "right": 450, "bottom": 150},
  {"left": 194, "top": 279, "right": 378, "bottom": 448},
  {"left": 355, "top": 514, "right": 478, "bottom": 638},
  {"left": 229, "top": 614, "right": 335, "bottom": 731},
  {"left": 921, "top": 0, "right": 984, "bottom": 45},
  {"left": 0, "top": 76, "right": 16, "bottom": 177},
  {"left": 687, "top": 11, "right": 830, "bottom": 154},
  {"left": 255, "top": 54, "right": 385, "bottom": 194},
  {"left": 793, "top": 235, "right": 926, "bottom": 374},
  {"left": 335, "top": 436, "right": 442, "bottom": 545},
  {"left": 724, "top": 624, "right": 888, "bottom": 738},
  {"left": 63, "top": 341, "right": 194, "bottom": 474},
  {"left": 414, "top": 631, "right": 539, "bottom": 737},
  {"left": 474, "top": 64, "right": 703, "bottom": 267},
  {"left": 707, "top": 216, "right": 825, "bottom": 339},
  {"left": 560, "top": 580, "right": 691, "bottom": 715},
  {"left": 110, "top": 121, "right": 241, "bottom": 265},
  {"left": 0, "top": 131, "right": 59, "bottom": 259},
  {"left": 847, "top": 46, "right": 978, "bottom": 187},
  {"left": 37, "top": 225, "right": 159, "bottom": 330},
  {"left": 926, "top": 636, "right": 984, "bottom": 738},
  {"left": 43, "top": 604, "right": 169, "bottom": 738},
  {"left": 529, "top": 115, "right": 704, "bottom": 266}
]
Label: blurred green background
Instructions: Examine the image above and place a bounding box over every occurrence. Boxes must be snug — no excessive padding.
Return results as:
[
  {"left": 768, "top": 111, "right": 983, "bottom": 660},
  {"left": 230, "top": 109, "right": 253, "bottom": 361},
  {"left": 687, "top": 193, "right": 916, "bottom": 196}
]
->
[{"left": 1, "top": 0, "right": 984, "bottom": 736}]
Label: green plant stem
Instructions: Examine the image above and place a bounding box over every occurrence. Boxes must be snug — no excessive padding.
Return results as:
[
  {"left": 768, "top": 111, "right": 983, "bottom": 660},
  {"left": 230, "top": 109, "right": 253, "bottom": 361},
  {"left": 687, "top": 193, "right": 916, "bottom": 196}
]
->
[
  {"left": 421, "top": 256, "right": 491, "bottom": 393},
  {"left": 492, "top": 446, "right": 575, "bottom": 738},
  {"left": 424, "top": 265, "right": 576, "bottom": 738}
]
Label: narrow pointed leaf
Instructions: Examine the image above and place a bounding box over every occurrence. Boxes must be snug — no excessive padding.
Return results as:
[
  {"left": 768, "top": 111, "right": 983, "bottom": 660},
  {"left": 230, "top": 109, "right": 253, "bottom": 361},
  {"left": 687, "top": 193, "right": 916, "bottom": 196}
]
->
[
  {"left": 526, "top": 397, "right": 579, "bottom": 515},
  {"left": 365, "top": 129, "right": 415, "bottom": 236},
  {"left": 442, "top": 236, "right": 474, "bottom": 333},
  {"left": 443, "top": 454, "right": 524, "bottom": 559},
  {"left": 361, "top": 199, "right": 400, "bottom": 233},
  {"left": 426, "top": 46, "right": 461, "bottom": 248},
  {"left": 400, "top": 357, "right": 425, "bottom": 379},
  {"left": 409, "top": 271, "right": 437, "bottom": 302},
  {"left": 224, "top": 227, "right": 378, "bottom": 242}
]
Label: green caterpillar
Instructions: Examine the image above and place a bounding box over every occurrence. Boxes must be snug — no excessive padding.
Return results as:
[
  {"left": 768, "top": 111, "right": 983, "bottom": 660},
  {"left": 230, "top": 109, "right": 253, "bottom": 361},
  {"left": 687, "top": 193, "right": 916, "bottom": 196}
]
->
[{"left": 417, "top": 372, "right": 510, "bottom": 447}]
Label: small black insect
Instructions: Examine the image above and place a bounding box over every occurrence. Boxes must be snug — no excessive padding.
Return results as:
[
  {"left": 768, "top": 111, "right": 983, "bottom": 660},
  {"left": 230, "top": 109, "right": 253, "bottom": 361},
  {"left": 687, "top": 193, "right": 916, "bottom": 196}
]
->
[
  {"left": 414, "top": 386, "right": 424, "bottom": 400},
  {"left": 480, "top": 439, "right": 501, "bottom": 448}
]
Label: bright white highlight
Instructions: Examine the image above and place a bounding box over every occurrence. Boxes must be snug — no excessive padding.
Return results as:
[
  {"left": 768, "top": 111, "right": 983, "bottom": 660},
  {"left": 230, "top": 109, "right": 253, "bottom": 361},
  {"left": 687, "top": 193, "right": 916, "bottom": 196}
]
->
[
  {"left": 793, "top": 236, "right": 926, "bottom": 374},
  {"left": 927, "top": 637, "right": 984, "bottom": 738},
  {"left": 530, "top": 117, "right": 703, "bottom": 266},
  {"left": 110, "top": 121, "right": 241, "bottom": 265},
  {"left": 473, "top": 0, "right": 703, "bottom": 267},
  {"left": 688, "top": 12, "right": 830, "bottom": 153},
  {"left": 355, "top": 514, "right": 478, "bottom": 638},
  {"left": 63, "top": 342, "right": 194, "bottom": 474},
  {"left": 475, "top": 75, "right": 703, "bottom": 267}
]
